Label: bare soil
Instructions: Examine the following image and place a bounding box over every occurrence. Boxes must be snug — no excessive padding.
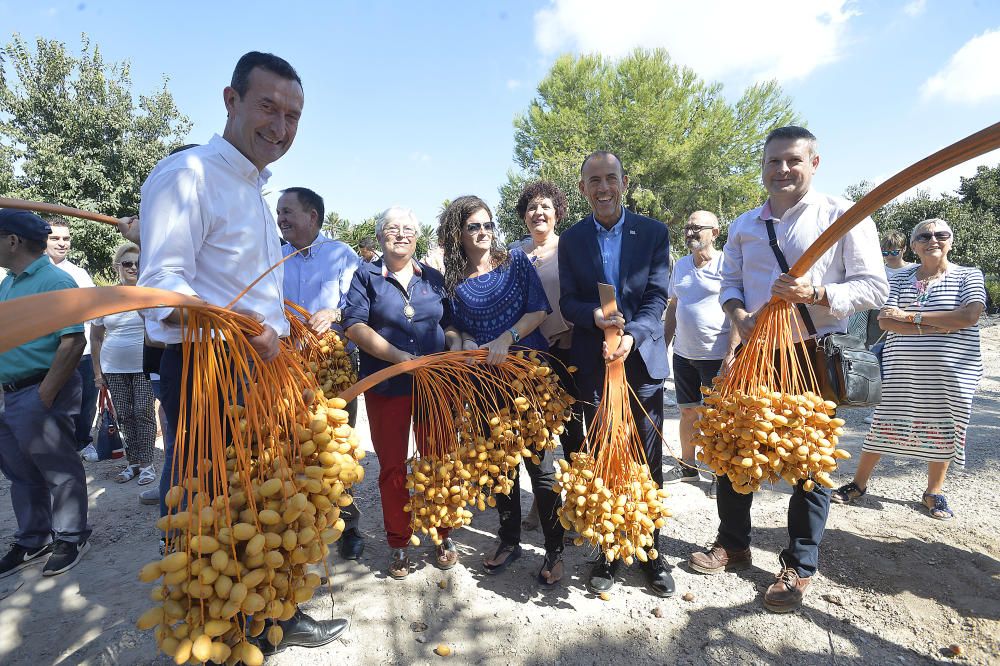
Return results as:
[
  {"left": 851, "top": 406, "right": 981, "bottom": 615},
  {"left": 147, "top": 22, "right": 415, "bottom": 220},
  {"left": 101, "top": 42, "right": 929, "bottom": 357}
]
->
[{"left": 2, "top": 326, "right": 998, "bottom": 665}]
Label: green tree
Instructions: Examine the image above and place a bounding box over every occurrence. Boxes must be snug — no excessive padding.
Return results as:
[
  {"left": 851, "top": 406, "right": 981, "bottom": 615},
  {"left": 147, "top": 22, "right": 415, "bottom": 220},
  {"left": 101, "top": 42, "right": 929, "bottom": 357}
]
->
[
  {"left": 0, "top": 33, "right": 191, "bottom": 277},
  {"left": 497, "top": 49, "right": 799, "bottom": 248}
]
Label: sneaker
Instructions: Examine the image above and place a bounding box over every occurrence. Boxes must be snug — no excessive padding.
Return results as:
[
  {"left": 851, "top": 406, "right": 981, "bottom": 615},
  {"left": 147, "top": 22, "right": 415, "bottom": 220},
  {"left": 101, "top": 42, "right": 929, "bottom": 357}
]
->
[
  {"left": 663, "top": 466, "right": 699, "bottom": 485},
  {"left": 79, "top": 444, "right": 99, "bottom": 462},
  {"left": 139, "top": 487, "right": 159, "bottom": 506},
  {"left": 42, "top": 540, "right": 90, "bottom": 577},
  {"left": 0, "top": 542, "right": 53, "bottom": 579},
  {"left": 689, "top": 541, "right": 752, "bottom": 575}
]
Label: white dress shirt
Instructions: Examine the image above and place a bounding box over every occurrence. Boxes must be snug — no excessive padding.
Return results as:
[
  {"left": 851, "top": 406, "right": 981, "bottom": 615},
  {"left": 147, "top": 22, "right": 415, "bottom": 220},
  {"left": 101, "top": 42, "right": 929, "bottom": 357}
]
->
[
  {"left": 282, "top": 233, "right": 360, "bottom": 332},
  {"left": 720, "top": 190, "right": 889, "bottom": 339},
  {"left": 54, "top": 259, "right": 95, "bottom": 355},
  {"left": 137, "top": 134, "right": 288, "bottom": 344}
]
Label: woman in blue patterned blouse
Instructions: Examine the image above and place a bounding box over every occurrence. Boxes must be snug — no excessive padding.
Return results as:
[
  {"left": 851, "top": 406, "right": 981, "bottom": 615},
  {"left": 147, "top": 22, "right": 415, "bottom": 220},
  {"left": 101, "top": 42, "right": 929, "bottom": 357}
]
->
[{"left": 440, "top": 195, "right": 566, "bottom": 586}]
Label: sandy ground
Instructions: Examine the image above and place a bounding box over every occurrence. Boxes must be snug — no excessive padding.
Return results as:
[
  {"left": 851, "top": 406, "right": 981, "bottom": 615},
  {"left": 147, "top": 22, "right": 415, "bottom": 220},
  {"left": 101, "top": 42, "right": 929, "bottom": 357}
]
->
[{"left": 1, "top": 326, "right": 998, "bottom": 666}]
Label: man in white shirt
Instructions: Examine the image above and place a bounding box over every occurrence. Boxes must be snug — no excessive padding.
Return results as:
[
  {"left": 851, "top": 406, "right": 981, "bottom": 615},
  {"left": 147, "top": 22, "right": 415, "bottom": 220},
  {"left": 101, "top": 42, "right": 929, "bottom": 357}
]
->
[
  {"left": 688, "top": 126, "right": 888, "bottom": 613},
  {"left": 277, "top": 186, "right": 365, "bottom": 560},
  {"left": 137, "top": 50, "right": 348, "bottom": 653},
  {"left": 46, "top": 220, "right": 100, "bottom": 462},
  {"left": 662, "top": 211, "right": 737, "bottom": 494}
]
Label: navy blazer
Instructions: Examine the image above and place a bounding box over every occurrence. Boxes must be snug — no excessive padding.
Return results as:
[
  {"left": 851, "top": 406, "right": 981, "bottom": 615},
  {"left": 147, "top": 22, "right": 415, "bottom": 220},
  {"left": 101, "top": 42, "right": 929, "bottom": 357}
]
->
[{"left": 558, "top": 209, "right": 671, "bottom": 394}]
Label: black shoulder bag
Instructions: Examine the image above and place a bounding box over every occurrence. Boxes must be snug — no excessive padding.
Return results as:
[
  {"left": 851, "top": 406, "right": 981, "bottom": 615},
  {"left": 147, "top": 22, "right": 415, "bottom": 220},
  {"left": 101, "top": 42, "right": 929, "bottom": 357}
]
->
[{"left": 764, "top": 220, "right": 881, "bottom": 407}]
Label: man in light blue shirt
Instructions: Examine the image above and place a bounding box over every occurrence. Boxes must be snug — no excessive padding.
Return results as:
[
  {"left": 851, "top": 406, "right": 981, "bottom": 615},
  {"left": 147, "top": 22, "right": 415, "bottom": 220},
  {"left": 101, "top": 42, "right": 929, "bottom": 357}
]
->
[
  {"left": 277, "top": 186, "right": 365, "bottom": 561},
  {"left": 593, "top": 205, "right": 625, "bottom": 294}
]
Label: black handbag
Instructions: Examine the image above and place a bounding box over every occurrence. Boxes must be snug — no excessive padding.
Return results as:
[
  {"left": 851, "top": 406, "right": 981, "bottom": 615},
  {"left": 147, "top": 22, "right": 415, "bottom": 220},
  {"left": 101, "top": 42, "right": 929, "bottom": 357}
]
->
[{"left": 764, "top": 220, "right": 882, "bottom": 407}]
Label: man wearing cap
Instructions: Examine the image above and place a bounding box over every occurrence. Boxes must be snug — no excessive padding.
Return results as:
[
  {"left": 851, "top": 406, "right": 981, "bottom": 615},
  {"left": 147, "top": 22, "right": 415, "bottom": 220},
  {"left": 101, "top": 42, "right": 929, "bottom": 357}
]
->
[{"left": 0, "top": 209, "right": 91, "bottom": 579}]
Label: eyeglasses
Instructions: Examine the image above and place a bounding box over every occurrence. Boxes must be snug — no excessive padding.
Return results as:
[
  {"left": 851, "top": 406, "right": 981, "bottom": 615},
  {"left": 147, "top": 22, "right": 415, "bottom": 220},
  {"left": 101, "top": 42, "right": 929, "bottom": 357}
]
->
[
  {"left": 466, "top": 221, "right": 495, "bottom": 234},
  {"left": 382, "top": 227, "right": 416, "bottom": 239},
  {"left": 913, "top": 231, "right": 952, "bottom": 243},
  {"left": 119, "top": 261, "right": 138, "bottom": 269},
  {"left": 881, "top": 250, "right": 901, "bottom": 257},
  {"left": 684, "top": 225, "right": 715, "bottom": 234}
]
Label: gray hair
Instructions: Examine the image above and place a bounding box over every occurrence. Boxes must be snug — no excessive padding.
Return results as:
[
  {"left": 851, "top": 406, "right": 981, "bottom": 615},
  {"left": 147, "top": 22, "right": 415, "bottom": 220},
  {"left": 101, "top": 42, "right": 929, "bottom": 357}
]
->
[
  {"left": 910, "top": 218, "right": 953, "bottom": 243},
  {"left": 375, "top": 206, "right": 420, "bottom": 238},
  {"left": 113, "top": 241, "right": 140, "bottom": 265}
]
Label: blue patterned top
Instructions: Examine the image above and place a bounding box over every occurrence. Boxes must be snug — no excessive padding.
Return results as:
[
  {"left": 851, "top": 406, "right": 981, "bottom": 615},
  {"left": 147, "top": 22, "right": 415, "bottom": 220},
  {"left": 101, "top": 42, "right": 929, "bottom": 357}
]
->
[{"left": 452, "top": 248, "right": 550, "bottom": 351}]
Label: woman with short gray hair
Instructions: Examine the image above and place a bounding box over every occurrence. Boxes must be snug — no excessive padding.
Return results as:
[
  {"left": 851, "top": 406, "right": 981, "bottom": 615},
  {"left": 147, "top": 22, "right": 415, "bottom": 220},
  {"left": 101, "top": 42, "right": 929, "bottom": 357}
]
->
[{"left": 832, "top": 218, "right": 986, "bottom": 520}]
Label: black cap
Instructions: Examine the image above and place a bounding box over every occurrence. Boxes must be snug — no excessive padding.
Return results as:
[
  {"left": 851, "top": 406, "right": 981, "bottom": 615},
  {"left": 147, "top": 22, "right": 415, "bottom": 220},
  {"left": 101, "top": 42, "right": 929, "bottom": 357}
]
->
[{"left": 0, "top": 209, "right": 52, "bottom": 242}]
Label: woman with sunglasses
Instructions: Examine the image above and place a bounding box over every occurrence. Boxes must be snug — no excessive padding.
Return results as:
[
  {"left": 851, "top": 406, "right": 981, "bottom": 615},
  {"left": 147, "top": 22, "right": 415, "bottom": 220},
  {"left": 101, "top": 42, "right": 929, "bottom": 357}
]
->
[
  {"left": 439, "top": 195, "right": 567, "bottom": 586},
  {"left": 881, "top": 229, "right": 914, "bottom": 279},
  {"left": 91, "top": 242, "right": 157, "bottom": 486},
  {"left": 832, "top": 219, "right": 986, "bottom": 520}
]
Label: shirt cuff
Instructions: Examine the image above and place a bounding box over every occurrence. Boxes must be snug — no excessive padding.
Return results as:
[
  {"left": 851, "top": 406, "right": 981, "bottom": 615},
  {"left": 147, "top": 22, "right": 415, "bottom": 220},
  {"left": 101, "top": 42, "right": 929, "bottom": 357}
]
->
[
  {"left": 719, "top": 286, "right": 745, "bottom": 308},
  {"left": 822, "top": 283, "right": 853, "bottom": 320}
]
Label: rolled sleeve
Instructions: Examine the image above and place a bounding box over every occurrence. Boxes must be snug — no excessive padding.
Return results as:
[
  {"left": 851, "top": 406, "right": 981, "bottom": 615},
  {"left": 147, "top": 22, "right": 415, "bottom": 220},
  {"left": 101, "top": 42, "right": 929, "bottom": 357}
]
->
[
  {"left": 823, "top": 218, "right": 889, "bottom": 319},
  {"left": 719, "top": 225, "right": 746, "bottom": 307},
  {"left": 341, "top": 269, "right": 371, "bottom": 331}
]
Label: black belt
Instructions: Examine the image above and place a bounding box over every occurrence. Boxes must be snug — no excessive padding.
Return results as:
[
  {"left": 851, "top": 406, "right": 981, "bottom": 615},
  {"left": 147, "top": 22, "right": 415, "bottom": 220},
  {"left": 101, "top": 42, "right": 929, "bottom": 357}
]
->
[{"left": 1, "top": 371, "right": 48, "bottom": 393}]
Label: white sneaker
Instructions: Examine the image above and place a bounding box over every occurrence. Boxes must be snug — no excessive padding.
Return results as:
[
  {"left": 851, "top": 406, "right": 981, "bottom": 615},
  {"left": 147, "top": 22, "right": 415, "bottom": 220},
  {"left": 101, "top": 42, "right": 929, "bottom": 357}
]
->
[{"left": 79, "top": 444, "right": 99, "bottom": 462}]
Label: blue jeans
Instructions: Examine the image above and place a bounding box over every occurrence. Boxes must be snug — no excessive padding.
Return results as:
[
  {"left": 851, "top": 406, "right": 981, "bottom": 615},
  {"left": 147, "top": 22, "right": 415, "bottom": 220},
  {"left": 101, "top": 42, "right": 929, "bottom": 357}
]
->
[{"left": 74, "top": 355, "right": 99, "bottom": 451}]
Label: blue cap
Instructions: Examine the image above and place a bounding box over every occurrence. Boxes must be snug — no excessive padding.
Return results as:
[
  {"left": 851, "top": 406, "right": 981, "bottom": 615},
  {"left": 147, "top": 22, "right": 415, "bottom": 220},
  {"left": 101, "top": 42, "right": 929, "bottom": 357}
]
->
[{"left": 0, "top": 209, "right": 52, "bottom": 242}]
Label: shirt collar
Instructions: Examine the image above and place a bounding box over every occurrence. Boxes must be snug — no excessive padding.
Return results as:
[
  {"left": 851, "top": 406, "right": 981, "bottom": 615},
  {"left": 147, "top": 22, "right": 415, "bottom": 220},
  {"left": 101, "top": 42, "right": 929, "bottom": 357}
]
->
[
  {"left": 593, "top": 206, "right": 626, "bottom": 235},
  {"left": 381, "top": 258, "right": 423, "bottom": 278},
  {"left": 292, "top": 232, "right": 328, "bottom": 260},
  {"left": 758, "top": 190, "right": 820, "bottom": 222},
  {"left": 209, "top": 134, "right": 272, "bottom": 186},
  {"left": 13, "top": 255, "right": 51, "bottom": 279}
]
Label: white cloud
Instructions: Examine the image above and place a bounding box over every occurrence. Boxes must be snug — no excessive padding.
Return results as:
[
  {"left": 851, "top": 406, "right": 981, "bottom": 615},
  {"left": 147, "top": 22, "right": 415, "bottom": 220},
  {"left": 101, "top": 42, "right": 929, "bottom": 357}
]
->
[
  {"left": 534, "top": 0, "right": 857, "bottom": 82},
  {"left": 921, "top": 29, "right": 1000, "bottom": 104},
  {"left": 902, "top": 0, "right": 926, "bottom": 17},
  {"left": 506, "top": 79, "right": 522, "bottom": 90},
  {"left": 896, "top": 148, "right": 1000, "bottom": 201},
  {"left": 408, "top": 152, "right": 431, "bottom": 164}
]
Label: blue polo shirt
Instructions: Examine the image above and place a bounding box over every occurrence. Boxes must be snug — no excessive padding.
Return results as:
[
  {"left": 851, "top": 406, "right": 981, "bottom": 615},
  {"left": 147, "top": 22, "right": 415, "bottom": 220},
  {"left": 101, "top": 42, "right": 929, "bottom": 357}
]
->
[
  {"left": 0, "top": 255, "right": 83, "bottom": 383},
  {"left": 342, "top": 259, "right": 452, "bottom": 396}
]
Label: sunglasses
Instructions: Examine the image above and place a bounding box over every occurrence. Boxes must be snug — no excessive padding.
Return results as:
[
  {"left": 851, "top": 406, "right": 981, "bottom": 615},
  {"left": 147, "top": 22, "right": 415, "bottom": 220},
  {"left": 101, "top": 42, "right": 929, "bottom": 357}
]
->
[
  {"left": 119, "top": 261, "right": 138, "bottom": 269},
  {"left": 913, "top": 231, "right": 952, "bottom": 243},
  {"left": 466, "top": 221, "right": 495, "bottom": 234},
  {"left": 881, "top": 250, "right": 901, "bottom": 257}
]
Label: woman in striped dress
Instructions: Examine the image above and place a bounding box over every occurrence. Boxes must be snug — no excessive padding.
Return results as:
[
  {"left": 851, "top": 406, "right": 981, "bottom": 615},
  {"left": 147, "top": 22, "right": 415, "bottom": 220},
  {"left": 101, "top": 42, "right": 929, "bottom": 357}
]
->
[{"left": 831, "top": 219, "right": 986, "bottom": 520}]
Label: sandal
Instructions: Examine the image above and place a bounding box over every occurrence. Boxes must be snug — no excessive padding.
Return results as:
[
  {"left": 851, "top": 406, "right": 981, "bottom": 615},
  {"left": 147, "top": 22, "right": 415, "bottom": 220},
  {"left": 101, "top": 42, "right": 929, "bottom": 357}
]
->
[
  {"left": 115, "top": 465, "right": 139, "bottom": 483},
  {"left": 137, "top": 464, "right": 156, "bottom": 486},
  {"left": 922, "top": 492, "right": 954, "bottom": 521},
  {"left": 483, "top": 542, "right": 521, "bottom": 575},
  {"left": 537, "top": 550, "right": 564, "bottom": 587},
  {"left": 831, "top": 481, "right": 866, "bottom": 505},
  {"left": 388, "top": 548, "right": 410, "bottom": 579},
  {"left": 434, "top": 538, "right": 459, "bottom": 570}
]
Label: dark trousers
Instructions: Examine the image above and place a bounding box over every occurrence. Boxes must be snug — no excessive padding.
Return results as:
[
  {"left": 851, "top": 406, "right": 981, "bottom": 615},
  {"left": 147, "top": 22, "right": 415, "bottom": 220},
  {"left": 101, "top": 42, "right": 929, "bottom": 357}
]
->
[
  {"left": 157, "top": 346, "right": 186, "bottom": 519},
  {"left": 716, "top": 474, "right": 832, "bottom": 578},
  {"left": 494, "top": 448, "right": 565, "bottom": 554},
  {"left": 73, "top": 354, "right": 99, "bottom": 451},
  {"left": 547, "top": 345, "right": 586, "bottom": 461},
  {"left": 0, "top": 374, "right": 89, "bottom": 546},
  {"left": 579, "top": 353, "right": 665, "bottom": 549}
]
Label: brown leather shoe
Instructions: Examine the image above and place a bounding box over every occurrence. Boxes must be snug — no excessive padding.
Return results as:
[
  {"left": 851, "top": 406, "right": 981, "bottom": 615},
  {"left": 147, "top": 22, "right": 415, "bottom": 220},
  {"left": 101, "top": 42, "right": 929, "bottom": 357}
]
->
[
  {"left": 689, "top": 542, "right": 752, "bottom": 574},
  {"left": 763, "top": 567, "right": 811, "bottom": 613}
]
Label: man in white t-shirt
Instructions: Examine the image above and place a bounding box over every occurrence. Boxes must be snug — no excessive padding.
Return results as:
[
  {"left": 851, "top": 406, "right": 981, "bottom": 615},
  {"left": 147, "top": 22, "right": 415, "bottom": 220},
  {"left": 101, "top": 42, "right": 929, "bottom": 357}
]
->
[
  {"left": 46, "top": 219, "right": 100, "bottom": 462},
  {"left": 663, "top": 211, "right": 738, "bottom": 493}
]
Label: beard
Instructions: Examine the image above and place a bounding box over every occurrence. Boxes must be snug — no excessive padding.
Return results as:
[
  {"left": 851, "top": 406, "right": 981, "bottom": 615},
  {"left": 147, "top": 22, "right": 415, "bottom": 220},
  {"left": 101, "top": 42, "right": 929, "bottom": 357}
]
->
[{"left": 686, "top": 239, "right": 706, "bottom": 251}]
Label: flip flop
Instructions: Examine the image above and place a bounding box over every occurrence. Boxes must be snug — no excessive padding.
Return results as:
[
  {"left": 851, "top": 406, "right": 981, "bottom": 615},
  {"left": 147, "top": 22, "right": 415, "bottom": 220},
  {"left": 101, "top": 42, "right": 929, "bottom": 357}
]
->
[
  {"left": 483, "top": 542, "right": 521, "bottom": 575},
  {"left": 537, "top": 551, "right": 564, "bottom": 587}
]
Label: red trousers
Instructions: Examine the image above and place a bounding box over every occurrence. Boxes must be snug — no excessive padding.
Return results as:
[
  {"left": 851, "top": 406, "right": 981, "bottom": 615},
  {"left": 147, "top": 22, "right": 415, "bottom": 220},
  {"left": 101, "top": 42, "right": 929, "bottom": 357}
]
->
[{"left": 365, "top": 392, "right": 449, "bottom": 548}]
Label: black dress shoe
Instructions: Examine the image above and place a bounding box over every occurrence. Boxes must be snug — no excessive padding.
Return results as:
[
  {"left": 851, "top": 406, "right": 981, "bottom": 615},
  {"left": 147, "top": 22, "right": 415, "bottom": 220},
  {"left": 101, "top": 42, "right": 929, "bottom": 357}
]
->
[
  {"left": 587, "top": 558, "right": 621, "bottom": 594},
  {"left": 338, "top": 529, "right": 365, "bottom": 560},
  {"left": 642, "top": 556, "right": 676, "bottom": 598},
  {"left": 257, "top": 609, "right": 350, "bottom": 655}
]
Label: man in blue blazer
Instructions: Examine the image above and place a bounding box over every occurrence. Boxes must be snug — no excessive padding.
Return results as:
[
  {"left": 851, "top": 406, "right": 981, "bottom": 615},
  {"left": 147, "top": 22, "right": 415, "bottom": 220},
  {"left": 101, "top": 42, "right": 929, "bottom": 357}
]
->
[{"left": 558, "top": 151, "right": 674, "bottom": 597}]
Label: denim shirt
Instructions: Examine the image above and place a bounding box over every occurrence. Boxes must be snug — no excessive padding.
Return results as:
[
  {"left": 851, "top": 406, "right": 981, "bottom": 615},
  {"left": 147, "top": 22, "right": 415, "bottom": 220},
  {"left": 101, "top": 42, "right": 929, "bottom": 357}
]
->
[
  {"left": 342, "top": 259, "right": 452, "bottom": 396},
  {"left": 594, "top": 206, "right": 626, "bottom": 293}
]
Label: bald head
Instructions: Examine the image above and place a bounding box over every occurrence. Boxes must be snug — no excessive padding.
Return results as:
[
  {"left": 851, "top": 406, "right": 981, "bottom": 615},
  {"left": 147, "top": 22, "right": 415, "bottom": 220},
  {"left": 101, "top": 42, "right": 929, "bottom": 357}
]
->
[{"left": 684, "top": 210, "right": 720, "bottom": 253}]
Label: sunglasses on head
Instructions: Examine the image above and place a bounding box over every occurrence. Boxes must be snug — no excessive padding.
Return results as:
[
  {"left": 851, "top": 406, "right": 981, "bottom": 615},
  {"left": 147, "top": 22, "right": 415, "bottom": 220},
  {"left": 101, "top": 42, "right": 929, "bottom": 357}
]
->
[
  {"left": 119, "top": 260, "right": 138, "bottom": 269},
  {"left": 881, "top": 249, "right": 901, "bottom": 257},
  {"left": 466, "top": 221, "right": 495, "bottom": 233},
  {"left": 914, "top": 231, "right": 951, "bottom": 243}
]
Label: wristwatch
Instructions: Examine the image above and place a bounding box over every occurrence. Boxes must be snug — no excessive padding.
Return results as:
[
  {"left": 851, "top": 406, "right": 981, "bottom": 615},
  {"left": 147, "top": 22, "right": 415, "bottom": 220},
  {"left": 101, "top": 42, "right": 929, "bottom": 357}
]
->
[
  {"left": 912, "top": 312, "right": 923, "bottom": 326},
  {"left": 508, "top": 327, "right": 521, "bottom": 343}
]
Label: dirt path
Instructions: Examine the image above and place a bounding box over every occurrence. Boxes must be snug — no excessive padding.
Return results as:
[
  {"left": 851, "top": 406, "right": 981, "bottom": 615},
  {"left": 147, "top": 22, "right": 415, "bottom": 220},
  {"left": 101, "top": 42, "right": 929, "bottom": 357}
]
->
[{"left": 1, "top": 327, "right": 998, "bottom": 665}]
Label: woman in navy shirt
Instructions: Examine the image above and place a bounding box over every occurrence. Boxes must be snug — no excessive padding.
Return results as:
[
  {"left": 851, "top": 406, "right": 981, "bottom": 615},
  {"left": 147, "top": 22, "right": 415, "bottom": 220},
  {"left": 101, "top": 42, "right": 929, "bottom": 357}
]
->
[
  {"left": 440, "top": 195, "right": 566, "bottom": 586},
  {"left": 343, "top": 207, "right": 463, "bottom": 580}
]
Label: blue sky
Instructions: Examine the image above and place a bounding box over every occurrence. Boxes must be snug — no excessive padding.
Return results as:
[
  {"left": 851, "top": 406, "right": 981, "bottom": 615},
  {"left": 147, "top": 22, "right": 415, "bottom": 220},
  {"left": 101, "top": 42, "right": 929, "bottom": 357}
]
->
[{"left": 4, "top": 0, "right": 999, "bottom": 229}]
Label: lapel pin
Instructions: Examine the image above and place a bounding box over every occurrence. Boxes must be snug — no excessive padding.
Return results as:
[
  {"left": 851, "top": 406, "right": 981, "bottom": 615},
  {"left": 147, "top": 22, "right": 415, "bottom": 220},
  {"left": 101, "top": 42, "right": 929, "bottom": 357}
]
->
[{"left": 629, "top": 230, "right": 636, "bottom": 235}]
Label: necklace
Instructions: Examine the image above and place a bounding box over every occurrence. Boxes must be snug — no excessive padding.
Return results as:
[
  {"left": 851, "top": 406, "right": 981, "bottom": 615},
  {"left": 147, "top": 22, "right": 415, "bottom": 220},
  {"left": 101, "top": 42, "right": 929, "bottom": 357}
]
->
[{"left": 388, "top": 268, "right": 416, "bottom": 321}]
